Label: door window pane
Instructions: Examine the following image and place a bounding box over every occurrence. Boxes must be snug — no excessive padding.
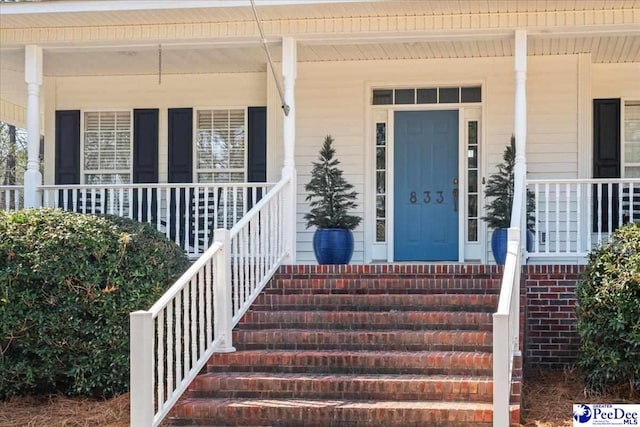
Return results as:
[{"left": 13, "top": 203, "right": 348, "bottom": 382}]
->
[
  {"left": 394, "top": 89, "right": 415, "bottom": 105},
  {"left": 417, "top": 88, "right": 437, "bottom": 104},
  {"left": 439, "top": 87, "right": 460, "bottom": 103},
  {"left": 467, "top": 121, "right": 479, "bottom": 242},
  {"left": 375, "top": 122, "right": 387, "bottom": 242},
  {"left": 373, "top": 89, "right": 393, "bottom": 105}
]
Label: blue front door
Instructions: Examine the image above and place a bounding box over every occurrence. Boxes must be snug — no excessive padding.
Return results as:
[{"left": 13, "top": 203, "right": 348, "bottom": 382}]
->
[{"left": 394, "top": 110, "right": 459, "bottom": 261}]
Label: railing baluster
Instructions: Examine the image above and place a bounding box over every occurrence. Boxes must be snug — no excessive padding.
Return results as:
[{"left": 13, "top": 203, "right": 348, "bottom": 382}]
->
[
  {"left": 175, "top": 189, "right": 181, "bottom": 247},
  {"left": 194, "top": 187, "right": 200, "bottom": 254},
  {"left": 175, "top": 291, "right": 182, "bottom": 385},
  {"left": 240, "top": 228, "right": 247, "bottom": 314},
  {"left": 183, "top": 188, "right": 189, "bottom": 256},
  {"left": 544, "top": 184, "right": 549, "bottom": 254},
  {"left": 631, "top": 182, "right": 635, "bottom": 224},
  {"left": 597, "top": 183, "right": 603, "bottom": 244},
  {"left": 577, "top": 182, "right": 582, "bottom": 254},
  {"left": 618, "top": 182, "right": 624, "bottom": 228},
  {"left": 146, "top": 187, "right": 152, "bottom": 223},
  {"left": 607, "top": 182, "right": 613, "bottom": 236},
  {"left": 565, "top": 183, "right": 570, "bottom": 253},
  {"left": 156, "top": 310, "right": 164, "bottom": 412},
  {"left": 205, "top": 260, "right": 213, "bottom": 347},
  {"left": 223, "top": 189, "right": 228, "bottom": 229},
  {"left": 183, "top": 280, "right": 190, "bottom": 377},
  {"left": 164, "top": 188, "right": 171, "bottom": 240},
  {"left": 203, "top": 189, "right": 210, "bottom": 248},
  {"left": 555, "top": 183, "right": 560, "bottom": 253},
  {"left": 190, "top": 277, "right": 198, "bottom": 371},
  {"left": 198, "top": 270, "right": 205, "bottom": 359},
  {"left": 128, "top": 188, "right": 134, "bottom": 219},
  {"left": 166, "top": 300, "right": 174, "bottom": 407}
]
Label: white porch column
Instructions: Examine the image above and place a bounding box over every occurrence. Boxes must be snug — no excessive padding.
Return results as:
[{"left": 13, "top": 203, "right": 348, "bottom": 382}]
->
[
  {"left": 281, "top": 37, "right": 297, "bottom": 263},
  {"left": 513, "top": 30, "right": 528, "bottom": 244},
  {"left": 24, "top": 45, "right": 43, "bottom": 208}
]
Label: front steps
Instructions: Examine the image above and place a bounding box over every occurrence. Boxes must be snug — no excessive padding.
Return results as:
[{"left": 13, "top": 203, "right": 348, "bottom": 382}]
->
[{"left": 171, "top": 264, "right": 521, "bottom": 426}]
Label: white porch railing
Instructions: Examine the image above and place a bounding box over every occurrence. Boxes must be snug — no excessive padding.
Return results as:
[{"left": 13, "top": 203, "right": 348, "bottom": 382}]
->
[
  {"left": 492, "top": 226, "right": 521, "bottom": 426},
  {"left": 493, "top": 160, "right": 525, "bottom": 425},
  {"left": 129, "top": 176, "right": 290, "bottom": 427},
  {"left": 528, "top": 178, "right": 640, "bottom": 258},
  {"left": 39, "top": 182, "right": 273, "bottom": 257},
  {"left": 0, "top": 186, "right": 24, "bottom": 211}
]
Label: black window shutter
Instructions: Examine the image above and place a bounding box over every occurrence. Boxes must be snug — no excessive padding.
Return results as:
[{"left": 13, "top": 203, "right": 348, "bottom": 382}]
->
[
  {"left": 133, "top": 109, "right": 159, "bottom": 222},
  {"left": 248, "top": 106, "right": 267, "bottom": 183},
  {"left": 133, "top": 109, "right": 159, "bottom": 183},
  {"left": 593, "top": 98, "right": 621, "bottom": 231},
  {"left": 168, "top": 108, "right": 193, "bottom": 243},
  {"left": 247, "top": 106, "right": 267, "bottom": 207},
  {"left": 168, "top": 108, "right": 193, "bottom": 183},
  {"left": 55, "top": 110, "right": 80, "bottom": 185}
]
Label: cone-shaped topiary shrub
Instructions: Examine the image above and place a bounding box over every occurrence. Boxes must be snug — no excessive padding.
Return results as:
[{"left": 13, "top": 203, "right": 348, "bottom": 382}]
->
[
  {"left": 576, "top": 223, "right": 640, "bottom": 394},
  {"left": 0, "top": 209, "right": 189, "bottom": 398},
  {"left": 304, "top": 135, "right": 361, "bottom": 230}
]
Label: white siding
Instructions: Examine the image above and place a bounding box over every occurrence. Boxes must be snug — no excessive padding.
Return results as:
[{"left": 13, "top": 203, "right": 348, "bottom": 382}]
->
[
  {"left": 294, "top": 55, "right": 579, "bottom": 264},
  {"left": 592, "top": 63, "right": 640, "bottom": 99},
  {"left": 46, "top": 72, "right": 267, "bottom": 184}
]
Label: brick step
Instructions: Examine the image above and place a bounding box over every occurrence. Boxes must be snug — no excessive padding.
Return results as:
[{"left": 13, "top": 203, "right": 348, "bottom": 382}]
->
[
  {"left": 171, "top": 398, "right": 494, "bottom": 427},
  {"left": 238, "top": 311, "right": 492, "bottom": 331},
  {"left": 188, "top": 372, "right": 493, "bottom": 402},
  {"left": 275, "top": 264, "right": 502, "bottom": 279},
  {"left": 208, "top": 350, "right": 493, "bottom": 376},
  {"left": 266, "top": 278, "right": 500, "bottom": 295},
  {"left": 233, "top": 329, "right": 492, "bottom": 352},
  {"left": 251, "top": 293, "right": 497, "bottom": 312}
]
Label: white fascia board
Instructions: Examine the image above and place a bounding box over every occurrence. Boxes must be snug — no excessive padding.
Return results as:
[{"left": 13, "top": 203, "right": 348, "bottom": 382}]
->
[{"left": 0, "top": 0, "right": 382, "bottom": 15}]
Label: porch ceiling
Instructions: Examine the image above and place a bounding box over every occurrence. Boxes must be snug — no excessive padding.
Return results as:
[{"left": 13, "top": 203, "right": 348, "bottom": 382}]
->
[
  {"left": 2, "top": 1, "right": 638, "bottom": 29},
  {"left": 0, "top": 34, "right": 638, "bottom": 79}
]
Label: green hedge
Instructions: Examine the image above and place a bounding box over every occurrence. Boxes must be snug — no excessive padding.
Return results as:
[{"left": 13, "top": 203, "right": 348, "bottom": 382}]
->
[
  {"left": 0, "top": 209, "right": 189, "bottom": 398},
  {"left": 576, "top": 223, "right": 640, "bottom": 393}
]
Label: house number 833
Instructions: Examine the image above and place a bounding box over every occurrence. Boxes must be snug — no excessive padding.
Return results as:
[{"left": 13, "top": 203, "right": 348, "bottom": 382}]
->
[{"left": 410, "top": 191, "right": 444, "bottom": 204}]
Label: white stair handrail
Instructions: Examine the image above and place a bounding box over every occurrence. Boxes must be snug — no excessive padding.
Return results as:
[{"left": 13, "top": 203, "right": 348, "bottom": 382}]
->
[{"left": 130, "top": 176, "right": 291, "bottom": 427}]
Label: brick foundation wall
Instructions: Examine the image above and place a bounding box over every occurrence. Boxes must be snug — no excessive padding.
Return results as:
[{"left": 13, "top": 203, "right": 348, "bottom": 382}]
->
[{"left": 523, "top": 265, "right": 585, "bottom": 369}]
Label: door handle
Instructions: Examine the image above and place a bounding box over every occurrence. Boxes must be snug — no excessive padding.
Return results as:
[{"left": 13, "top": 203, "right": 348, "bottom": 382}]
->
[
  {"left": 452, "top": 188, "right": 459, "bottom": 212},
  {"left": 453, "top": 178, "right": 458, "bottom": 185}
]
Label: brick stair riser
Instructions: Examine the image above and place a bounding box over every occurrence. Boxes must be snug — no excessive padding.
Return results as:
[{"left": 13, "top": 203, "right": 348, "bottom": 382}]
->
[
  {"left": 237, "top": 311, "right": 493, "bottom": 331},
  {"left": 171, "top": 399, "right": 494, "bottom": 426},
  {"left": 208, "top": 351, "right": 493, "bottom": 376},
  {"left": 275, "top": 263, "right": 503, "bottom": 278},
  {"left": 266, "top": 278, "right": 500, "bottom": 295},
  {"left": 251, "top": 293, "right": 498, "bottom": 312},
  {"left": 188, "top": 373, "right": 493, "bottom": 402},
  {"left": 233, "top": 330, "right": 492, "bottom": 352}
]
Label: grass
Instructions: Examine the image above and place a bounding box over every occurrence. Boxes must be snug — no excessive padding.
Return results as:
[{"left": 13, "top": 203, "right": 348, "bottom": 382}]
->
[{"left": 0, "top": 369, "right": 638, "bottom": 427}]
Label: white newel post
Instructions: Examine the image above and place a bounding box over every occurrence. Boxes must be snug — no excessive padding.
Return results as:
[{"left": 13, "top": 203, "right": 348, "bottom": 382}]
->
[
  {"left": 213, "top": 229, "right": 236, "bottom": 353},
  {"left": 130, "top": 311, "right": 154, "bottom": 427},
  {"left": 282, "top": 37, "right": 297, "bottom": 264},
  {"left": 514, "top": 30, "right": 528, "bottom": 254},
  {"left": 24, "top": 45, "right": 43, "bottom": 208}
]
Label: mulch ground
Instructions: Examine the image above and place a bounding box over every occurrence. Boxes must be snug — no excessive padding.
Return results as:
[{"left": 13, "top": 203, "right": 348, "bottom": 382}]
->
[
  {"left": 520, "top": 368, "right": 640, "bottom": 427},
  {"left": 0, "top": 369, "right": 638, "bottom": 427}
]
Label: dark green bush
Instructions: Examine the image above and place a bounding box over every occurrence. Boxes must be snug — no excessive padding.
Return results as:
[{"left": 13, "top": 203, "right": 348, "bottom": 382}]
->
[
  {"left": 0, "top": 209, "right": 189, "bottom": 399},
  {"left": 576, "top": 223, "right": 640, "bottom": 393}
]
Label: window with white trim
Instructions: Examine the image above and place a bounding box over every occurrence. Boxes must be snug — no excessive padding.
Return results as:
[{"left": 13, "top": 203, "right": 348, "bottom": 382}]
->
[
  {"left": 196, "top": 109, "right": 246, "bottom": 183},
  {"left": 83, "top": 111, "right": 132, "bottom": 184}
]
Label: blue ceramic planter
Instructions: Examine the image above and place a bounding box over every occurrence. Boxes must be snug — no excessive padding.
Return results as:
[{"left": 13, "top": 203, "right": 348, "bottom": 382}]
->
[
  {"left": 312, "top": 228, "right": 354, "bottom": 265},
  {"left": 491, "top": 228, "right": 535, "bottom": 265}
]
